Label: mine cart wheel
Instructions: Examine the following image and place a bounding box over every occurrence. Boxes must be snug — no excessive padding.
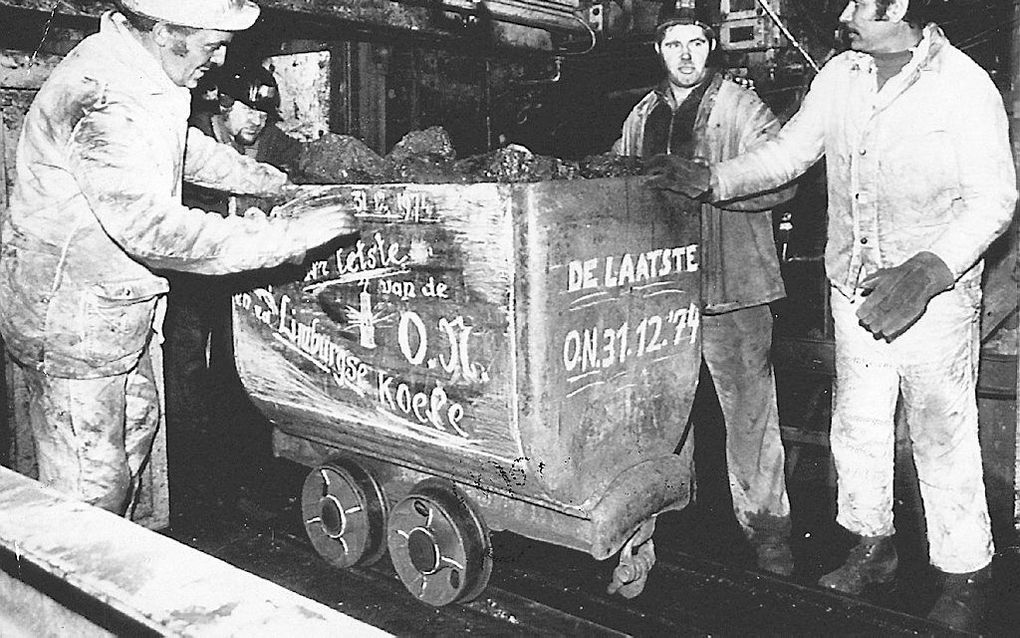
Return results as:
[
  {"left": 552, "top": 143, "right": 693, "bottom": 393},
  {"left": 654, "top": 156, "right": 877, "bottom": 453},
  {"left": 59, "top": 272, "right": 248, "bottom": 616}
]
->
[
  {"left": 301, "top": 456, "right": 388, "bottom": 569},
  {"left": 387, "top": 478, "right": 493, "bottom": 606}
]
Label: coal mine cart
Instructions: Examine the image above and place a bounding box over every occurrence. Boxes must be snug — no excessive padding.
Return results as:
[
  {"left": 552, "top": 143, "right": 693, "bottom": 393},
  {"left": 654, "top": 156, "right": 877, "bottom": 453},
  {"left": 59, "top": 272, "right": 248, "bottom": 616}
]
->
[{"left": 231, "top": 177, "right": 702, "bottom": 605}]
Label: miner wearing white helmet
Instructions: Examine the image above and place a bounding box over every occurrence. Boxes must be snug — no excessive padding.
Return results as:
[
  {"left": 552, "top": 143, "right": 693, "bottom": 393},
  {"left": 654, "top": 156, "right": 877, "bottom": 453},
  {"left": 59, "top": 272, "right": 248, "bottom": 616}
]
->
[{"left": 0, "top": 0, "right": 357, "bottom": 517}]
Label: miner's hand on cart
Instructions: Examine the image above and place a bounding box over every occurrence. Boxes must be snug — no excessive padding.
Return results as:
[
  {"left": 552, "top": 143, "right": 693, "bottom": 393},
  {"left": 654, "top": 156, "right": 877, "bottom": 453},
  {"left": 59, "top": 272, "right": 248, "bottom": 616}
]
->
[
  {"left": 646, "top": 154, "right": 713, "bottom": 202},
  {"left": 645, "top": 153, "right": 959, "bottom": 340}
]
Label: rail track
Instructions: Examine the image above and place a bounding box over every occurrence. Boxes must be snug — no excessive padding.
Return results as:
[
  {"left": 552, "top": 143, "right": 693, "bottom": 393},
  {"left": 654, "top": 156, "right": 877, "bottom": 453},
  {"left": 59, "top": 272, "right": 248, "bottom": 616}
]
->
[{"left": 164, "top": 457, "right": 958, "bottom": 636}]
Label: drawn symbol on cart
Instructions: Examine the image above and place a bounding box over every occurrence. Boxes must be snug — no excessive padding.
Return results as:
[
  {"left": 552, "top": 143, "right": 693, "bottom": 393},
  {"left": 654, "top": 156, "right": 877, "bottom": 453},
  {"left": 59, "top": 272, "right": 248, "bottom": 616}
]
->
[
  {"left": 346, "top": 288, "right": 393, "bottom": 349},
  {"left": 252, "top": 287, "right": 278, "bottom": 313},
  {"left": 399, "top": 312, "right": 490, "bottom": 383}
]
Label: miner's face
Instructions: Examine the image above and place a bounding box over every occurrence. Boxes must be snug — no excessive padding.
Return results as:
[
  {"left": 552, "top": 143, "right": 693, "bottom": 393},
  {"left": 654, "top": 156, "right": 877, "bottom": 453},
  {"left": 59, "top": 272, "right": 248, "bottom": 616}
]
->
[
  {"left": 155, "top": 24, "right": 232, "bottom": 88},
  {"left": 224, "top": 100, "right": 268, "bottom": 145},
  {"left": 656, "top": 24, "right": 713, "bottom": 90},
  {"left": 839, "top": 0, "right": 903, "bottom": 54}
]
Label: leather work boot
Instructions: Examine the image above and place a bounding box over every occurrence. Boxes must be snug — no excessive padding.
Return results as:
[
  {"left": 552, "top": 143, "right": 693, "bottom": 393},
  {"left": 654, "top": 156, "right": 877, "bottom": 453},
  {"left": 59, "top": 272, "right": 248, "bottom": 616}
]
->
[
  {"left": 818, "top": 535, "right": 898, "bottom": 595},
  {"left": 926, "top": 565, "right": 991, "bottom": 634},
  {"left": 747, "top": 515, "right": 795, "bottom": 576}
]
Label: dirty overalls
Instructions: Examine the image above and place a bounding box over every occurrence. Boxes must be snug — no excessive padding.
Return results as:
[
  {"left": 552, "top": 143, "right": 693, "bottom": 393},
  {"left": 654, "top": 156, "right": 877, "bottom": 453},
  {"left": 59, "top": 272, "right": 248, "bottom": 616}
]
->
[
  {"left": 615, "top": 72, "right": 794, "bottom": 539},
  {"left": 713, "top": 25, "right": 1015, "bottom": 573},
  {"left": 0, "top": 12, "right": 322, "bottom": 515}
]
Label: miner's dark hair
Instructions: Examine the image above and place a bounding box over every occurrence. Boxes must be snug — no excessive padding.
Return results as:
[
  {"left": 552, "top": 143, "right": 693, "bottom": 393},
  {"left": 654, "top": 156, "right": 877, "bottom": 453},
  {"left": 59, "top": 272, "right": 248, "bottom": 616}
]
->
[
  {"left": 877, "top": 0, "right": 946, "bottom": 27},
  {"left": 655, "top": 20, "right": 716, "bottom": 45}
]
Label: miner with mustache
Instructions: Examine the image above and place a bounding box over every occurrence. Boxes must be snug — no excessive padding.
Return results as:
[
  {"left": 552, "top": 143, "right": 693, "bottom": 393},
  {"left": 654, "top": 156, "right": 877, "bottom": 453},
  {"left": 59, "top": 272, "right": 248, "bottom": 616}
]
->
[{"left": 647, "top": 1, "right": 1016, "bottom": 631}]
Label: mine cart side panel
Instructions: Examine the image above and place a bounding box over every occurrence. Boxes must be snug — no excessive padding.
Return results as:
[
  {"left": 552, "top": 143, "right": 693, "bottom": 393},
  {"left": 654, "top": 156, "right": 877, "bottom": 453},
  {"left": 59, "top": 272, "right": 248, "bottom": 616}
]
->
[
  {"left": 233, "top": 183, "right": 528, "bottom": 492},
  {"left": 514, "top": 177, "right": 702, "bottom": 508}
]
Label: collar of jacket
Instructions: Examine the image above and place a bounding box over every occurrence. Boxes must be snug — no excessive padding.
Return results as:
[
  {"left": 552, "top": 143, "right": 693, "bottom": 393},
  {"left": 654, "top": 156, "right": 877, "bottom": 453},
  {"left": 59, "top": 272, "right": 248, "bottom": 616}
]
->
[
  {"left": 847, "top": 22, "right": 945, "bottom": 76},
  {"left": 99, "top": 11, "right": 191, "bottom": 99}
]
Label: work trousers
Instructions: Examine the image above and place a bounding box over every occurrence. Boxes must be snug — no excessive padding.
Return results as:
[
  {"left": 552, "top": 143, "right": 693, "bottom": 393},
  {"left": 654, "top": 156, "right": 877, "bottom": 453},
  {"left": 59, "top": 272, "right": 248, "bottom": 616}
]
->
[
  {"left": 830, "top": 283, "right": 993, "bottom": 573},
  {"left": 163, "top": 273, "right": 268, "bottom": 489},
  {"left": 163, "top": 274, "right": 233, "bottom": 430},
  {"left": 702, "top": 304, "right": 791, "bottom": 532},
  {"left": 20, "top": 349, "right": 160, "bottom": 515}
]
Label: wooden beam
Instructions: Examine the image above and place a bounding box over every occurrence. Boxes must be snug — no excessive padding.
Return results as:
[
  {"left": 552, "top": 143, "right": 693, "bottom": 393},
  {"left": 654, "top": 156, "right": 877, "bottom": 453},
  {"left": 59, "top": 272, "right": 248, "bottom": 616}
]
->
[
  {"left": 0, "top": 100, "right": 6, "bottom": 212},
  {"left": 980, "top": 70, "right": 1020, "bottom": 341},
  {"left": 980, "top": 226, "right": 1018, "bottom": 342},
  {"left": 0, "top": 0, "right": 114, "bottom": 20},
  {"left": 265, "top": 0, "right": 581, "bottom": 33},
  {"left": 0, "top": 466, "right": 390, "bottom": 636},
  {"left": 1013, "top": 0, "right": 1020, "bottom": 538},
  {"left": 0, "top": 0, "right": 579, "bottom": 48},
  {"left": 980, "top": 79, "right": 1019, "bottom": 342}
]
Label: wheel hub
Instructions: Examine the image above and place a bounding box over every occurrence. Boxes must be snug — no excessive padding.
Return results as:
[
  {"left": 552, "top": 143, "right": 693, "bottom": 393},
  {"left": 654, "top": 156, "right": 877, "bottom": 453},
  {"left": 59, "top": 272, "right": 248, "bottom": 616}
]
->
[
  {"left": 407, "top": 526, "right": 442, "bottom": 574},
  {"left": 319, "top": 494, "right": 347, "bottom": 539}
]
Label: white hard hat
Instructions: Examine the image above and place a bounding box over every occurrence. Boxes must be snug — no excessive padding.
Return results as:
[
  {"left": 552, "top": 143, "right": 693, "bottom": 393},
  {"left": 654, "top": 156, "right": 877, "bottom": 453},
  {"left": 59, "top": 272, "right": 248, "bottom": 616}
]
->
[{"left": 119, "top": 0, "right": 260, "bottom": 31}]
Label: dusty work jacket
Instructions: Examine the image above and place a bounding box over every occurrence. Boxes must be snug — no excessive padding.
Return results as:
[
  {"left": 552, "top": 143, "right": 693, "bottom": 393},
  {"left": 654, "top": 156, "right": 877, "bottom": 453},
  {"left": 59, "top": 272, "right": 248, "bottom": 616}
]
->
[
  {"left": 0, "top": 12, "right": 329, "bottom": 378},
  {"left": 615, "top": 73, "right": 792, "bottom": 313},
  {"left": 713, "top": 25, "right": 1017, "bottom": 297}
]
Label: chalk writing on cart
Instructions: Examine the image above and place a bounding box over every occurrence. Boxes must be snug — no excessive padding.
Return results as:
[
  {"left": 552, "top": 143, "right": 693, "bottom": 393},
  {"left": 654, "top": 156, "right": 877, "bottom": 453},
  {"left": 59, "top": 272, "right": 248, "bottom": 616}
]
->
[{"left": 231, "top": 179, "right": 704, "bottom": 606}]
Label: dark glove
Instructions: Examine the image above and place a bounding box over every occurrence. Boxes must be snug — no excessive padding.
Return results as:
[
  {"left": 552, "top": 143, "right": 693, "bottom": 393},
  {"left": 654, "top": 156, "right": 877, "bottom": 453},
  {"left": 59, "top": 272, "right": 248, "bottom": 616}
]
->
[
  {"left": 856, "top": 251, "right": 954, "bottom": 341},
  {"left": 645, "top": 155, "right": 712, "bottom": 200}
]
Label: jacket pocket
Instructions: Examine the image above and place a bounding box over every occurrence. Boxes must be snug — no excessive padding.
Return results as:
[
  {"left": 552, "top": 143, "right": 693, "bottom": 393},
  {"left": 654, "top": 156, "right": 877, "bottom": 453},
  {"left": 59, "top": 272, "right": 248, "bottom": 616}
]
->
[
  {"left": 44, "top": 277, "right": 170, "bottom": 369},
  {"left": 882, "top": 129, "right": 955, "bottom": 211},
  {"left": 83, "top": 278, "right": 169, "bottom": 363}
]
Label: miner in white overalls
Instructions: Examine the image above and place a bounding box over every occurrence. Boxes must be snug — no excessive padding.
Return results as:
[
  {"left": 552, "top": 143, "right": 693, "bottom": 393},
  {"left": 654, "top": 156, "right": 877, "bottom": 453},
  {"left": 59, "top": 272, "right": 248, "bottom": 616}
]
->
[
  {"left": 0, "top": 0, "right": 356, "bottom": 517},
  {"left": 646, "top": 1, "right": 1016, "bottom": 632}
]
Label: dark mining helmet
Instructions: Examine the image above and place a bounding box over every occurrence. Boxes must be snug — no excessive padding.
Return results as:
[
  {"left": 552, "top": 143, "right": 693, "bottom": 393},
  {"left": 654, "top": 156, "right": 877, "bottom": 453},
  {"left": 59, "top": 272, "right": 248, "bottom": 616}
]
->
[
  {"left": 215, "top": 64, "right": 283, "bottom": 122},
  {"left": 656, "top": 0, "right": 717, "bottom": 45}
]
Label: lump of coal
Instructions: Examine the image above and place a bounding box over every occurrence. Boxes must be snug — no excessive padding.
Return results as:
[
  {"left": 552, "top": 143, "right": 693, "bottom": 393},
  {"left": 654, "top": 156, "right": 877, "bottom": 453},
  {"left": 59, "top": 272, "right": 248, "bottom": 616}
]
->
[
  {"left": 453, "top": 144, "right": 580, "bottom": 183},
  {"left": 386, "top": 126, "right": 457, "bottom": 163},
  {"left": 578, "top": 153, "right": 646, "bottom": 179},
  {"left": 382, "top": 127, "right": 462, "bottom": 183},
  {"left": 293, "top": 127, "right": 646, "bottom": 185},
  {"left": 386, "top": 157, "right": 471, "bottom": 184},
  {"left": 297, "top": 133, "right": 388, "bottom": 184}
]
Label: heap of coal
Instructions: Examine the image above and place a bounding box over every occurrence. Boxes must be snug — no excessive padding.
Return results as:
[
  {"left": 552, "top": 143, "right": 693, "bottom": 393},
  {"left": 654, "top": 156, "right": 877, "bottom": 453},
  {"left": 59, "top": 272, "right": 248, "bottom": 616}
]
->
[
  {"left": 295, "top": 126, "right": 645, "bottom": 184},
  {"left": 297, "top": 134, "right": 388, "bottom": 184}
]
